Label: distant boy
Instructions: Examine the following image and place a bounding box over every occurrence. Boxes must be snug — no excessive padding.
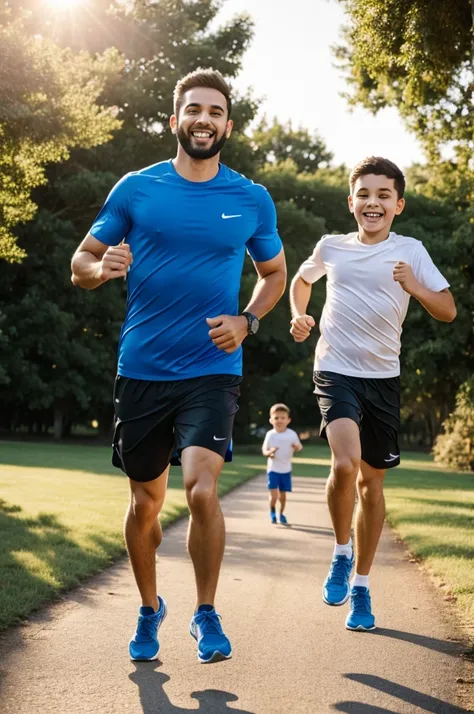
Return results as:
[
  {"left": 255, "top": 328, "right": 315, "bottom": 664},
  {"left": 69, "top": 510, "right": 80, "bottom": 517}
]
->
[
  {"left": 289, "top": 156, "right": 456, "bottom": 631},
  {"left": 262, "top": 403, "right": 303, "bottom": 525}
]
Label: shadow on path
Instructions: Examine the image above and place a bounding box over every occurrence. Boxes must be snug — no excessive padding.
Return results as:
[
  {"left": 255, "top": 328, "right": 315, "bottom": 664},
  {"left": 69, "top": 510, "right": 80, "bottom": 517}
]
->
[
  {"left": 372, "top": 628, "right": 463, "bottom": 657},
  {"left": 129, "top": 667, "right": 255, "bottom": 714},
  {"left": 344, "top": 673, "right": 468, "bottom": 713}
]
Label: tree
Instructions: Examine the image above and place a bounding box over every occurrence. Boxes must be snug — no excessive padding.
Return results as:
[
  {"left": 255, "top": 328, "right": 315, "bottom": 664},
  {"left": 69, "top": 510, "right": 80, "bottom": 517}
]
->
[
  {"left": 335, "top": 0, "right": 473, "bottom": 164},
  {"left": 0, "top": 9, "right": 121, "bottom": 261},
  {"left": 252, "top": 118, "right": 333, "bottom": 173}
]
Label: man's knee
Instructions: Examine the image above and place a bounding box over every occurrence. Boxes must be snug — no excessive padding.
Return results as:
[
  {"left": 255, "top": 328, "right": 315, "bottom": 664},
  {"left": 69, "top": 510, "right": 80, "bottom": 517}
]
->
[
  {"left": 186, "top": 476, "right": 218, "bottom": 517},
  {"left": 130, "top": 485, "right": 163, "bottom": 526}
]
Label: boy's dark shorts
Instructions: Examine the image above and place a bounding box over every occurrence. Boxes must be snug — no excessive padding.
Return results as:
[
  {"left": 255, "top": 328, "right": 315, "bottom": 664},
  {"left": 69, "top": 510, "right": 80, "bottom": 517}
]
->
[
  {"left": 313, "top": 370, "right": 400, "bottom": 470},
  {"left": 112, "top": 374, "right": 241, "bottom": 482}
]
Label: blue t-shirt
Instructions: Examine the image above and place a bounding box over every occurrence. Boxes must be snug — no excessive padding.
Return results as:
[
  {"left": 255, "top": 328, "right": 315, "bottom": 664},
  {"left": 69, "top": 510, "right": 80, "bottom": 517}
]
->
[{"left": 90, "top": 160, "right": 282, "bottom": 380}]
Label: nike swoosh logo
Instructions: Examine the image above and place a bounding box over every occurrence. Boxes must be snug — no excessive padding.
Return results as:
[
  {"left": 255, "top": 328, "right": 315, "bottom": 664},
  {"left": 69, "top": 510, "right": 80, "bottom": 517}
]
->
[
  {"left": 221, "top": 213, "right": 242, "bottom": 219},
  {"left": 384, "top": 453, "right": 400, "bottom": 462},
  {"left": 213, "top": 436, "right": 226, "bottom": 441}
]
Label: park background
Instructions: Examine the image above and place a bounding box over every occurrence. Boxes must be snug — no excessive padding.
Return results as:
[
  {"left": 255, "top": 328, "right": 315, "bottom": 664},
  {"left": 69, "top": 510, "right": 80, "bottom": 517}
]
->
[{"left": 0, "top": 0, "right": 473, "bottom": 650}]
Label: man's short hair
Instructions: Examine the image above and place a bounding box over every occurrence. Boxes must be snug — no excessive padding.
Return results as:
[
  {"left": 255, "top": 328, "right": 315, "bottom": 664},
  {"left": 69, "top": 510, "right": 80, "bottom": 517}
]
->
[
  {"left": 270, "top": 403, "right": 290, "bottom": 416},
  {"left": 173, "top": 68, "right": 232, "bottom": 118},
  {"left": 349, "top": 156, "right": 406, "bottom": 198}
]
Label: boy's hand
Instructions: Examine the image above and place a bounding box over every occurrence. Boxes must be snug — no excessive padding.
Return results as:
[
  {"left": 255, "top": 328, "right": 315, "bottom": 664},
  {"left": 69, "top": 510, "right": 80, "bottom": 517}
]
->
[
  {"left": 292, "top": 443, "right": 302, "bottom": 452},
  {"left": 393, "top": 262, "right": 420, "bottom": 296},
  {"left": 269, "top": 447, "right": 278, "bottom": 458},
  {"left": 290, "top": 315, "right": 315, "bottom": 342}
]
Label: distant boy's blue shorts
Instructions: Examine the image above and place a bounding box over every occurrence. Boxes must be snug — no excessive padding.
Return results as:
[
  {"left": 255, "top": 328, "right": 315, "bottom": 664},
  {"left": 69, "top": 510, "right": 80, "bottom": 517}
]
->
[{"left": 267, "top": 471, "right": 292, "bottom": 492}]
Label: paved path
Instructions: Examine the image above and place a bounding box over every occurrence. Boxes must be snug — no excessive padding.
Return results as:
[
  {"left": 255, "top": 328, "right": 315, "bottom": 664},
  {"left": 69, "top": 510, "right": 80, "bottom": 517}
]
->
[{"left": 0, "top": 475, "right": 471, "bottom": 713}]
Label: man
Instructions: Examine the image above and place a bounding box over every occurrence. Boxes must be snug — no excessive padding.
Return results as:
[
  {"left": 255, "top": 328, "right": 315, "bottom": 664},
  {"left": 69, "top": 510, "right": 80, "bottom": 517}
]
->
[
  {"left": 71, "top": 68, "right": 286, "bottom": 663},
  {"left": 289, "top": 156, "right": 455, "bottom": 631}
]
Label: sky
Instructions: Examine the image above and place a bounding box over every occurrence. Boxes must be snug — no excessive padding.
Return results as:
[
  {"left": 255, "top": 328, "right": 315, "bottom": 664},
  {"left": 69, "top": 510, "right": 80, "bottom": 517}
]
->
[{"left": 214, "top": 0, "right": 426, "bottom": 170}]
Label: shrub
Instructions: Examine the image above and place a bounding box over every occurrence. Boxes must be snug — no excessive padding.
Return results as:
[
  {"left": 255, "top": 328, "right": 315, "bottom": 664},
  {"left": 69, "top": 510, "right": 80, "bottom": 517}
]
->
[{"left": 433, "top": 378, "right": 474, "bottom": 471}]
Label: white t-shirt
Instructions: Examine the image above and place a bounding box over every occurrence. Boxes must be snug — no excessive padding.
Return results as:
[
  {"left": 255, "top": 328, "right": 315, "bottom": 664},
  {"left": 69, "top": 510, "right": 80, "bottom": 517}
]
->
[
  {"left": 262, "top": 428, "right": 302, "bottom": 473},
  {"left": 298, "top": 232, "right": 449, "bottom": 378}
]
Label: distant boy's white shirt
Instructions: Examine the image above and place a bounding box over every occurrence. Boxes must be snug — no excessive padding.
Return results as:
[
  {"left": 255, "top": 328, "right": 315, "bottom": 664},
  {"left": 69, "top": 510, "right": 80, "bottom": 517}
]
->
[{"left": 262, "top": 427, "right": 302, "bottom": 473}]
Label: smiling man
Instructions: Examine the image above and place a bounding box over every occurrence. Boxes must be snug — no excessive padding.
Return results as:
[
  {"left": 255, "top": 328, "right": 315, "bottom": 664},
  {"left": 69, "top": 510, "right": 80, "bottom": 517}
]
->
[
  {"left": 289, "top": 156, "right": 455, "bottom": 632},
  {"left": 71, "top": 68, "right": 286, "bottom": 664}
]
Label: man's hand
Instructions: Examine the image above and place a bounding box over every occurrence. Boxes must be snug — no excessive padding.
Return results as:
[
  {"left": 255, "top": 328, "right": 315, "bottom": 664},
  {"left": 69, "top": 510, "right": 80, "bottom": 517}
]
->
[
  {"left": 393, "top": 262, "right": 420, "bottom": 296},
  {"left": 290, "top": 314, "right": 315, "bottom": 342},
  {"left": 207, "top": 315, "right": 248, "bottom": 354},
  {"left": 99, "top": 243, "right": 133, "bottom": 282}
]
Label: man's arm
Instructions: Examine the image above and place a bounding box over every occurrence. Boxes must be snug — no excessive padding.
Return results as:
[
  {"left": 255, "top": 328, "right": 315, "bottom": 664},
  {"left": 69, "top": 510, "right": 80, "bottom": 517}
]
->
[
  {"left": 71, "top": 234, "right": 133, "bottom": 290},
  {"left": 207, "top": 248, "right": 287, "bottom": 353},
  {"left": 289, "top": 274, "right": 316, "bottom": 342},
  {"left": 393, "top": 262, "right": 456, "bottom": 322}
]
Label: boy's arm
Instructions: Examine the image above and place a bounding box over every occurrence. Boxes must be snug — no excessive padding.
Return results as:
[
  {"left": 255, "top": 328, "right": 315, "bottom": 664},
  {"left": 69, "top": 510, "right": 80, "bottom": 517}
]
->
[
  {"left": 262, "top": 433, "right": 277, "bottom": 457},
  {"left": 393, "top": 263, "right": 456, "bottom": 322},
  {"left": 289, "top": 275, "right": 316, "bottom": 342}
]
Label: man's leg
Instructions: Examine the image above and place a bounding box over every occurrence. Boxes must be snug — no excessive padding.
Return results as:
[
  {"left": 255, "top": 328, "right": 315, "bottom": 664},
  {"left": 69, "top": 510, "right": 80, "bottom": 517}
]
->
[
  {"left": 182, "top": 445, "right": 232, "bottom": 663},
  {"left": 125, "top": 469, "right": 169, "bottom": 612},
  {"left": 354, "top": 460, "right": 386, "bottom": 576},
  {"left": 181, "top": 446, "right": 225, "bottom": 609}
]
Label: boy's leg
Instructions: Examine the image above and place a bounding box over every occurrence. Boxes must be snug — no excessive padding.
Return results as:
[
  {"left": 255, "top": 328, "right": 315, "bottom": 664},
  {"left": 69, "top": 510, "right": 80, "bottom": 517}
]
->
[
  {"left": 354, "top": 460, "right": 386, "bottom": 575},
  {"left": 278, "top": 490, "right": 287, "bottom": 514},
  {"left": 269, "top": 488, "right": 279, "bottom": 510},
  {"left": 322, "top": 418, "right": 361, "bottom": 606},
  {"left": 325, "top": 418, "right": 361, "bottom": 544}
]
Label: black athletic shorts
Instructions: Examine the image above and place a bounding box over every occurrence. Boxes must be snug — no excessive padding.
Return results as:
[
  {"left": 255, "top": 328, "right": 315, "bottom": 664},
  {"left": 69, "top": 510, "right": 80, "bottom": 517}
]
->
[
  {"left": 313, "top": 370, "right": 401, "bottom": 470},
  {"left": 112, "top": 374, "right": 242, "bottom": 482}
]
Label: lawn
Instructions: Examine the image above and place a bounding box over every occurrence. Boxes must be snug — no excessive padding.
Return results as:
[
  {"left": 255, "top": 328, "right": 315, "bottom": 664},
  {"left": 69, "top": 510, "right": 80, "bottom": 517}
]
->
[
  {"left": 1, "top": 440, "right": 473, "bottom": 637},
  {"left": 0, "top": 440, "right": 261, "bottom": 630}
]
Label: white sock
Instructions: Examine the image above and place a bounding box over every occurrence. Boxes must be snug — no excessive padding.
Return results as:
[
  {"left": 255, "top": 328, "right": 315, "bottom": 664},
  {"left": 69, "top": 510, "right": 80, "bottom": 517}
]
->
[
  {"left": 334, "top": 538, "right": 352, "bottom": 558},
  {"left": 352, "top": 573, "right": 370, "bottom": 589}
]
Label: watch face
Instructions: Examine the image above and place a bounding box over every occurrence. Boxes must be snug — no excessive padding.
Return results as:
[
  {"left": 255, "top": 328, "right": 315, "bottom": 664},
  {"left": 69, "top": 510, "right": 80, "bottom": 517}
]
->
[{"left": 250, "top": 316, "right": 259, "bottom": 335}]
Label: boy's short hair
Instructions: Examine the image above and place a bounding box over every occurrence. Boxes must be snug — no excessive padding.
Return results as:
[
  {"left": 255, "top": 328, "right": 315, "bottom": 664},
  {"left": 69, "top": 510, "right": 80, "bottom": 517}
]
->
[
  {"left": 349, "top": 156, "right": 406, "bottom": 199},
  {"left": 173, "top": 68, "right": 232, "bottom": 118},
  {"left": 270, "top": 403, "right": 290, "bottom": 416}
]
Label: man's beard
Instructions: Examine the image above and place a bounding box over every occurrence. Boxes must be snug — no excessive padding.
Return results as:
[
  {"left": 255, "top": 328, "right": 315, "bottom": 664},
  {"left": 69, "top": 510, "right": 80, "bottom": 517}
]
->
[{"left": 177, "top": 125, "right": 228, "bottom": 160}]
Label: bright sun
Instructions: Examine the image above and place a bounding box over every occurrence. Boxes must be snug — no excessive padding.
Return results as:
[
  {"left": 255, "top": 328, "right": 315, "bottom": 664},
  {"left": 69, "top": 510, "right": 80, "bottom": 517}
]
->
[{"left": 45, "top": 0, "right": 83, "bottom": 9}]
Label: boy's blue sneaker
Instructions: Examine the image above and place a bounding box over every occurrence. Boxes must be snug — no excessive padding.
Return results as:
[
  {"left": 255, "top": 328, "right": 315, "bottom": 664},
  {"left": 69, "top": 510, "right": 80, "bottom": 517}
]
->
[
  {"left": 270, "top": 511, "right": 277, "bottom": 524},
  {"left": 322, "top": 554, "right": 353, "bottom": 606},
  {"left": 190, "top": 605, "right": 232, "bottom": 663},
  {"left": 345, "top": 586, "right": 376, "bottom": 631},
  {"left": 129, "top": 596, "right": 167, "bottom": 661},
  {"left": 279, "top": 513, "right": 288, "bottom": 525}
]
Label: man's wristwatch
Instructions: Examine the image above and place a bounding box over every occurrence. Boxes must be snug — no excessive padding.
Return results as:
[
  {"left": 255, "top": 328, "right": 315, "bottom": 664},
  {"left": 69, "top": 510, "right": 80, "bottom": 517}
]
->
[{"left": 242, "top": 311, "right": 260, "bottom": 336}]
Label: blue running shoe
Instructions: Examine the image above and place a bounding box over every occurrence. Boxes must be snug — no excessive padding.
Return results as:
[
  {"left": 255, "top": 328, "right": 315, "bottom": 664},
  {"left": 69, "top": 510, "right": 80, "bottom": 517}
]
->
[
  {"left": 279, "top": 513, "right": 288, "bottom": 525},
  {"left": 270, "top": 511, "right": 277, "bottom": 524},
  {"left": 129, "top": 596, "right": 167, "bottom": 661},
  {"left": 190, "top": 605, "right": 232, "bottom": 663},
  {"left": 322, "top": 554, "right": 353, "bottom": 606},
  {"left": 346, "top": 586, "right": 376, "bottom": 631}
]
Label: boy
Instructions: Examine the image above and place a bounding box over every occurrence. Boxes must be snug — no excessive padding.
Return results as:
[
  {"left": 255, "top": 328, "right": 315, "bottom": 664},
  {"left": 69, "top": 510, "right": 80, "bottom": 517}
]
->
[
  {"left": 289, "top": 156, "right": 455, "bottom": 631},
  {"left": 262, "top": 403, "right": 303, "bottom": 525}
]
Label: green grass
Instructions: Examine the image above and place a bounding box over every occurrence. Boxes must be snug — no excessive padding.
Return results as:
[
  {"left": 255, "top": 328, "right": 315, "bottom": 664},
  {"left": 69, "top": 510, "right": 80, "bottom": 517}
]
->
[
  {"left": 0, "top": 441, "right": 260, "bottom": 630},
  {"left": 1, "top": 440, "right": 473, "bottom": 637}
]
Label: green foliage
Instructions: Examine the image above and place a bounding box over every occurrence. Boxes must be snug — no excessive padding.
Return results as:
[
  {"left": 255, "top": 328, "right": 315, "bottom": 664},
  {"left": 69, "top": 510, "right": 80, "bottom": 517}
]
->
[
  {"left": 335, "top": 0, "right": 473, "bottom": 163},
  {"left": 252, "top": 118, "right": 333, "bottom": 173},
  {"left": 0, "top": 14, "right": 122, "bottom": 261},
  {"left": 433, "top": 378, "right": 474, "bottom": 472}
]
